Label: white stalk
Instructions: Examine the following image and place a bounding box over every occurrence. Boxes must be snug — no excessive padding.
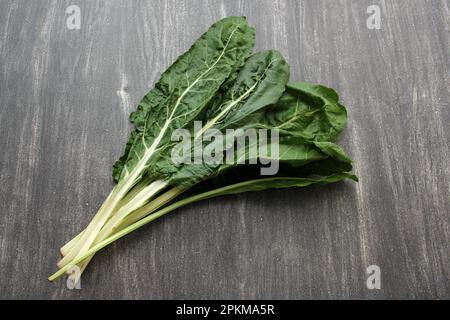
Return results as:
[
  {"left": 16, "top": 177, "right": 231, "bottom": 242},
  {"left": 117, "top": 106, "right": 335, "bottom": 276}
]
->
[
  {"left": 66, "top": 186, "right": 184, "bottom": 283},
  {"left": 95, "top": 180, "right": 167, "bottom": 241}
]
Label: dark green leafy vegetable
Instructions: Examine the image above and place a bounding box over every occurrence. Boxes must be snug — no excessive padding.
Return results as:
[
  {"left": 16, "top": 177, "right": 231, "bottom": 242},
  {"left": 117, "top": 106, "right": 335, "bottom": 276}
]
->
[
  {"left": 57, "top": 16, "right": 256, "bottom": 269},
  {"left": 56, "top": 49, "right": 291, "bottom": 276},
  {"left": 49, "top": 17, "right": 356, "bottom": 282}
]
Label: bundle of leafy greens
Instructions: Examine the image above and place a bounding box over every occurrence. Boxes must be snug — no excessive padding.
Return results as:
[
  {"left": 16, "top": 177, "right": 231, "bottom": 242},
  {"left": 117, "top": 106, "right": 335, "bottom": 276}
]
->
[{"left": 49, "top": 16, "right": 356, "bottom": 282}]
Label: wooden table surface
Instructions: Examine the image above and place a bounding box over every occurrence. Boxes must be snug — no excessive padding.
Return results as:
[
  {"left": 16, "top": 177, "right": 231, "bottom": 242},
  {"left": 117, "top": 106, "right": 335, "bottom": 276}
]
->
[{"left": 0, "top": 0, "right": 448, "bottom": 299}]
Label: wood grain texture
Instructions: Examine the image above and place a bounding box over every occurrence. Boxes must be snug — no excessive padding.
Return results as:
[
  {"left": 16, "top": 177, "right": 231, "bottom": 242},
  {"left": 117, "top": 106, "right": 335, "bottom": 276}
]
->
[{"left": 0, "top": 0, "right": 448, "bottom": 299}]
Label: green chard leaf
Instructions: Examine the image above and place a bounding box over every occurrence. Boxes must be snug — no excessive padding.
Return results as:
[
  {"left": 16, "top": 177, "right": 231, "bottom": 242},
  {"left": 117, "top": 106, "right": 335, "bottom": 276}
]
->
[
  {"left": 113, "top": 16, "right": 256, "bottom": 183},
  {"left": 149, "top": 50, "right": 290, "bottom": 182},
  {"left": 247, "top": 81, "right": 348, "bottom": 142},
  {"left": 165, "top": 81, "right": 354, "bottom": 188},
  {"left": 202, "top": 50, "right": 290, "bottom": 129}
]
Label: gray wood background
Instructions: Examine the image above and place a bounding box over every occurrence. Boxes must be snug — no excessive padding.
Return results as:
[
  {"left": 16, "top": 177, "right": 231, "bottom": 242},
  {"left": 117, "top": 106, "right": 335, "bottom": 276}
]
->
[{"left": 0, "top": 0, "right": 448, "bottom": 300}]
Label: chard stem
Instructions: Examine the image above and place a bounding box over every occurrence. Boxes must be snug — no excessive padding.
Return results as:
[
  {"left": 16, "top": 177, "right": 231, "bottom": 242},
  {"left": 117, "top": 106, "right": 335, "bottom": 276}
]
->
[
  {"left": 60, "top": 232, "right": 82, "bottom": 256},
  {"left": 64, "top": 186, "right": 185, "bottom": 281},
  {"left": 49, "top": 184, "right": 230, "bottom": 281},
  {"left": 59, "top": 177, "right": 152, "bottom": 256},
  {"left": 57, "top": 174, "right": 138, "bottom": 268}
]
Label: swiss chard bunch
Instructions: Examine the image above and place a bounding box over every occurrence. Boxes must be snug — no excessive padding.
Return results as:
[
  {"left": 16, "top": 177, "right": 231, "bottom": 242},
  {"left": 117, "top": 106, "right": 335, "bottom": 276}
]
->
[{"left": 49, "top": 17, "right": 356, "bottom": 282}]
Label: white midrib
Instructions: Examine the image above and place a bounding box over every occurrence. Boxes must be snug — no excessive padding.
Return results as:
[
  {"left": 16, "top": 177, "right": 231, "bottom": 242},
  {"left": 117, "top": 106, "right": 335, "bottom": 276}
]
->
[
  {"left": 60, "top": 23, "right": 243, "bottom": 268},
  {"left": 196, "top": 58, "right": 277, "bottom": 139},
  {"left": 188, "top": 59, "right": 280, "bottom": 173},
  {"left": 195, "top": 81, "right": 259, "bottom": 139}
]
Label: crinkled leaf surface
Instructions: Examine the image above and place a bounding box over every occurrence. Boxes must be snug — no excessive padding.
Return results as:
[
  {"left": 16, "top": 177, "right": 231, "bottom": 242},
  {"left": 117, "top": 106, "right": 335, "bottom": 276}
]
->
[
  {"left": 112, "top": 16, "right": 255, "bottom": 182},
  {"left": 166, "top": 81, "right": 353, "bottom": 187},
  {"left": 148, "top": 50, "right": 290, "bottom": 182}
]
